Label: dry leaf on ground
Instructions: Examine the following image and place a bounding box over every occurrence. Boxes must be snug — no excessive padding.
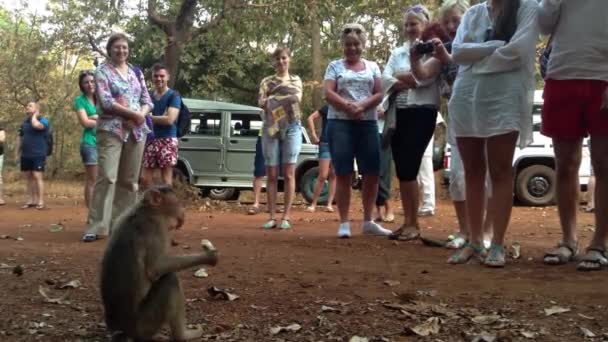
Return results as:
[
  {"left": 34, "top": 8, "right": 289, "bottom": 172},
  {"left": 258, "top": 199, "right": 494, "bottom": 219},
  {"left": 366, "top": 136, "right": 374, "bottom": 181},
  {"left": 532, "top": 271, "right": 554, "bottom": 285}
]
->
[
  {"left": 544, "top": 306, "right": 570, "bottom": 316},
  {"left": 270, "top": 323, "right": 301, "bottom": 335}
]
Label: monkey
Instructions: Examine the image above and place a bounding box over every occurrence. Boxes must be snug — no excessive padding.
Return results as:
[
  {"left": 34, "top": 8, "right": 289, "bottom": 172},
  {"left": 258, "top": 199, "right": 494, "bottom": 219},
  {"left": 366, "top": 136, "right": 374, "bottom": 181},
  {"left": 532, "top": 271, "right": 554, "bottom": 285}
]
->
[{"left": 100, "top": 185, "right": 218, "bottom": 341}]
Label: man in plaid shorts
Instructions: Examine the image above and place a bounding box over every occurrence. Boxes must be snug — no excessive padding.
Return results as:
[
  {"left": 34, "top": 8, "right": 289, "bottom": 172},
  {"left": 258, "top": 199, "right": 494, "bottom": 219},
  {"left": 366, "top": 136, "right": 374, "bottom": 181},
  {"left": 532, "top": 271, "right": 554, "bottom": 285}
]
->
[{"left": 141, "top": 63, "right": 181, "bottom": 188}]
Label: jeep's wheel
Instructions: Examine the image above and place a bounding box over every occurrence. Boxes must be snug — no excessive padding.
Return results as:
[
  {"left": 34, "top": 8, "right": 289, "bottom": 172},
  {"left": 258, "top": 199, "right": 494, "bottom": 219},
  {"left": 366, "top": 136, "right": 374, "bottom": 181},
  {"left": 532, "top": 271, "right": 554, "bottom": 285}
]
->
[
  {"left": 207, "top": 188, "right": 240, "bottom": 201},
  {"left": 300, "top": 166, "right": 329, "bottom": 205},
  {"left": 515, "top": 165, "right": 556, "bottom": 206}
]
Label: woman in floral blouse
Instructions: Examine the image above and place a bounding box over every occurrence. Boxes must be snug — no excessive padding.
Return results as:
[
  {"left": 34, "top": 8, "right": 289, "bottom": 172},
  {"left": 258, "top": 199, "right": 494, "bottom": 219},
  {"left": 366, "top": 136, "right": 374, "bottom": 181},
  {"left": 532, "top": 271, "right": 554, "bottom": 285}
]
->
[{"left": 82, "top": 33, "right": 153, "bottom": 242}]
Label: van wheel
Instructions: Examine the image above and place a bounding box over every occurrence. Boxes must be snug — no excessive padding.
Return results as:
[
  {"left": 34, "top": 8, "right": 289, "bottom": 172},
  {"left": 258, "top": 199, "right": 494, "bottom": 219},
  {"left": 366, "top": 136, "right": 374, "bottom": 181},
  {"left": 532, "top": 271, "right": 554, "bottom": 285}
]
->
[
  {"left": 515, "top": 165, "right": 556, "bottom": 206},
  {"left": 208, "top": 188, "right": 240, "bottom": 201},
  {"left": 300, "top": 166, "right": 329, "bottom": 205}
]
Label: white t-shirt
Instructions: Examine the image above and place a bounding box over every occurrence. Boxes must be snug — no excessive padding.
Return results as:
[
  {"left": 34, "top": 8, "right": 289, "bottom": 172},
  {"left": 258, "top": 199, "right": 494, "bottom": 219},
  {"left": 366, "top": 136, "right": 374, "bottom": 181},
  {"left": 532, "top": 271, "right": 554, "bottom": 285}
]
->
[
  {"left": 538, "top": 0, "right": 608, "bottom": 81},
  {"left": 324, "top": 59, "right": 381, "bottom": 121}
]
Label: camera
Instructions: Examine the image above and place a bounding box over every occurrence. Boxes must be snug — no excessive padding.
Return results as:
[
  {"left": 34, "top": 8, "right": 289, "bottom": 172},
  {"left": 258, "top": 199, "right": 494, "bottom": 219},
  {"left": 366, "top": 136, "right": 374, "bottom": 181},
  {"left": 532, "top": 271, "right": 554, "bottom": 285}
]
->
[{"left": 415, "top": 41, "right": 435, "bottom": 55}]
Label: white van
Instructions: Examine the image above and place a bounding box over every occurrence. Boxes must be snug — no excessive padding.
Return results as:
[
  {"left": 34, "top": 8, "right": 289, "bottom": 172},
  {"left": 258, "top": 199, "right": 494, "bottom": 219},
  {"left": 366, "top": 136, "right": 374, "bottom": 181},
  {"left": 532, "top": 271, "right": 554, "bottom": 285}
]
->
[{"left": 443, "top": 90, "right": 591, "bottom": 206}]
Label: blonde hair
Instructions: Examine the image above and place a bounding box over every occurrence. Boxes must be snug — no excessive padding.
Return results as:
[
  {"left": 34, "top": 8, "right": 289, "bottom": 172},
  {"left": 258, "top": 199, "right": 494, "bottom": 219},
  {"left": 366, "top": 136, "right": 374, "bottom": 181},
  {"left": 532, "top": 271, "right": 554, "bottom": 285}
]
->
[
  {"left": 340, "top": 23, "right": 367, "bottom": 46},
  {"left": 438, "top": 0, "right": 470, "bottom": 21},
  {"left": 404, "top": 4, "right": 431, "bottom": 24}
]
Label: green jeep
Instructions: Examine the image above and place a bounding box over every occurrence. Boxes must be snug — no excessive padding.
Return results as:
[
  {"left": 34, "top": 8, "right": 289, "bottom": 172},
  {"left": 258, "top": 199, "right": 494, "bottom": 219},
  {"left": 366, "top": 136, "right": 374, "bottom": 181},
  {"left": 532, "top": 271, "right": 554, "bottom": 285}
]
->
[{"left": 174, "top": 98, "right": 330, "bottom": 203}]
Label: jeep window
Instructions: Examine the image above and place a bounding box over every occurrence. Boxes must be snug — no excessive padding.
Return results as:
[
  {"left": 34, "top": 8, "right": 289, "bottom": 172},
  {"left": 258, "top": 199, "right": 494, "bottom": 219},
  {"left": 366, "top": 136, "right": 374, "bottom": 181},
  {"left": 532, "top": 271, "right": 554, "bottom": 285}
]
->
[
  {"left": 230, "top": 113, "right": 262, "bottom": 137},
  {"left": 190, "top": 112, "right": 222, "bottom": 136}
]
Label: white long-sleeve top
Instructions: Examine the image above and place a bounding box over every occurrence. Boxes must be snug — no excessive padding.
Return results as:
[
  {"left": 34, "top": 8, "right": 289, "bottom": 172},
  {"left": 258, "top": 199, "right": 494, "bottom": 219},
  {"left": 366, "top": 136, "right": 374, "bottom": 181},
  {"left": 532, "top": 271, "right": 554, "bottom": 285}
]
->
[
  {"left": 538, "top": 0, "right": 608, "bottom": 81},
  {"left": 448, "top": 0, "right": 540, "bottom": 148}
]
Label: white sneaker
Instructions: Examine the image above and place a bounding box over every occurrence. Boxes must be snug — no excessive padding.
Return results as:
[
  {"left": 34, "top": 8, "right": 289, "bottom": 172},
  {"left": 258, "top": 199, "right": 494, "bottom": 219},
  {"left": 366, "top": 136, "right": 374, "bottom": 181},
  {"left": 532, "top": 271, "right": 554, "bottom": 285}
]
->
[
  {"left": 337, "top": 223, "right": 351, "bottom": 238},
  {"left": 418, "top": 208, "right": 434, "bottom": 217},
  {"left": 362, "top": 221, "right": 392, "bottom": 236}
]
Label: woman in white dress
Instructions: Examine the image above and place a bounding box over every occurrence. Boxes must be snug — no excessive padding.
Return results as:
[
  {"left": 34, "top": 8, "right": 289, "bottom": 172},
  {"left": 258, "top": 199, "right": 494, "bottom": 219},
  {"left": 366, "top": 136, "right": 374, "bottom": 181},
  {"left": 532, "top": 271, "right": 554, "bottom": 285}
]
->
[{"left": 447, "top": 0, "right": 539, "bottom": 266}]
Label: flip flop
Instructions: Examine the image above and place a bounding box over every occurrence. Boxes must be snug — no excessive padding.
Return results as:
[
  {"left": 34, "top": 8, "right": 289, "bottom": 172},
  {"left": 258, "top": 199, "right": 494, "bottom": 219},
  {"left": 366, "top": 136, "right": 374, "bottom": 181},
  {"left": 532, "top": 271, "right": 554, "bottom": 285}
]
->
[
  {"left": 484, "top": 244, "right": 506, "bottom": 268},
  {"left": 544, "top": 242, "right": 578, "bottom": 265},
  {"left": 388, "top": 226, "right": 420, "bottom": 241},
  {"left": 576, "top": 248, "right": 608, "bottom": 271},
  {"left": 448, "top": 243, "right": 486, "bottom": 264},
  {"left": 262, "top": 219, "right": 277, "bottom": 230},
  {"left": 446, "top": 234, "right": 467, "bottom": 249},
  {"left": 36, "top": 204, "right": 46, "bottom": 210},
  {"left": 82, "top": 234, "right": 98, "bottom": 242},
  {"left": 324, "top": 206, "right": 335, "bottom": 213},
  {"left": 279, "top": 219, "right": 291, "bottom": 230},
  {"left": 383, "top": 213, "right": 395, "bottom": 223},
  {"left": 247, "top": 206, "right": 260, "bottom": 215},
  {"left": 20, "top": 203, "right": 36, "bottom": 209},
  {"left": 305, "top": 206, "right": 316, "bottom": 213},
  {"left": 420, "top": 236, "right": 447, "bottom": 247}
]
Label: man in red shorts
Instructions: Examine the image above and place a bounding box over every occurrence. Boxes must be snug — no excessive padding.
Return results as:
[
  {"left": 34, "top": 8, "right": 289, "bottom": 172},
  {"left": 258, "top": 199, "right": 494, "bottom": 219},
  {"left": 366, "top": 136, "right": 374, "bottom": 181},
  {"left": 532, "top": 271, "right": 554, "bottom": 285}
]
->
[
  {"left": 141, "top": 63, "right": 181, "bottom": 188},
  {"left": 539, "top": 0, "right": 608, "bottom": 271}
]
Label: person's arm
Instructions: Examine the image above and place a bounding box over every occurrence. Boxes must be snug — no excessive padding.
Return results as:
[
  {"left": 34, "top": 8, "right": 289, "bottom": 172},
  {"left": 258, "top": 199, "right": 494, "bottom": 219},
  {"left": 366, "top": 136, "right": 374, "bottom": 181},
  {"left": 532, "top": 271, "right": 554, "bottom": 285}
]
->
[
  {"left": 323, "top": 62, "right": 357, "bottom": 115},
  {"left": 356, "top": 77, "right": 383, "bottom": 115},
  {"left": 30, "top": 114, "right": 46, "bottom": 130},
  {"left": 137, "top": 70, "right": 154, "bottom": 117},
  {"left": 382, "top": 50, "right": 416, "bottom": 92},
  {"left": 307, "top": 111, "right": 320, "bottom": 144},
  {"left": 95, "top": 68, "right": 143, "bottom": 124},
  {"left": 75, "top": 107, "right": 97, "bottom": 129},
  {"left": 151, "top": 93, "right": 180, "bottom": 126},
  {"left": 15, "top": 129, "right": 22, "bottom": 162},
  {"left": 538, "top": 0, "right": 562, "bottom": 35},
  {"left": 293, "top": 76, "right": 303, "bottom": 102},
  {"left": 473, "top": 0, "right": 540, "bottom": 74},
  {"left": 451, "top": 7, "right": 505, "bottom": 65},
  {"left": 0, "top": 130, "right": 5, "bottom": 144}
]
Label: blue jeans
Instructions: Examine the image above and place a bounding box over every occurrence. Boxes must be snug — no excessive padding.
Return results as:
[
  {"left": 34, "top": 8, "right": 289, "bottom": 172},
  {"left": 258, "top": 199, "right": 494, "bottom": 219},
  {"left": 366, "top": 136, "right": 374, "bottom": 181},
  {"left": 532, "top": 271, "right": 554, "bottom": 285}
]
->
[
  {"left": 80, "top": 144, "right": 98, "bottom": 166},
  {"left": 318, "top": 142, "right": 331, "bottom": 160},
  {"left": 262, "top": 123, "right": 302, "bottom": 166},
  {"left": 327, "top": 119, "right": 380, "bottom": 176}
]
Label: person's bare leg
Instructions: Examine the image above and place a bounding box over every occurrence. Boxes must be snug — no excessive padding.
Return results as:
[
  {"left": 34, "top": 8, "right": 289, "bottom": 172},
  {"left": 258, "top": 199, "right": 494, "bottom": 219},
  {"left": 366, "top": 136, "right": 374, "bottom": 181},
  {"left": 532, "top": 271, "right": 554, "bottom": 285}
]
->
[
  {"left": 309, "top": 159, "right": 331, "bottom": 209},
  {"left": 361, "top": 174, "right": 379, "bottom": 222},
  {"left": 449, "top": 137, "right": 487, "bottom": 262},
  {"left": 282, "top": 163, "right": 296, "bottom": 221},
  {"left": 553, "top": 139, "right": 583, "bottom": 247},
  {"left": 141, "top": 168, "right": 155, "bottom": 190},
  {"left": 588, "top": 136, "right": 608, "bottom": 249},
  {"left": 485, "top": 132, "right": 518, "bottom": 264},
  {"left": 85, "top": 165, "right": 97, "bottom": 209},
  {"left": 482, "top": 196, "right": 494, "bottom": 247},
  {"left": 453, "top": 201, "right": 468, "bottom": 236},
  {"left": 266, "top": 166, "right": 278, "bottom": 221},
  {"left": 161, "top": 167, "right": 173, "bottom": 186},
  {"left": 586, "top": 175, "right": 596, "bottom": 211},
  {"left": 335, "top": 175, "right": 352, "bottom": 223},
  {"left": 33, "top": 171, "right": 44, "bottom": 206},
  {"left": 23, "top": 171, "right": 34, "bottom": 205},
  {"left": 327, "top": 166, "right": 336, "bottom": 210},
  {"left": 252, "top": 176, "right": 264, "bottom": 208},
  {"left": 399, "top": 180, "right": 419, "bottom": 227}
]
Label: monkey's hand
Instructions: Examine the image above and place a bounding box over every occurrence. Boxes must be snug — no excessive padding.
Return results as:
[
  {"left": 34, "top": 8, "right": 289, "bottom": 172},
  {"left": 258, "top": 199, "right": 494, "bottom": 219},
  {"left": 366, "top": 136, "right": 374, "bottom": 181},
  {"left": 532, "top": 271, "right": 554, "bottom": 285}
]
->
[{"left": 200, "top": 239, "right": 218, "bottom": 266}]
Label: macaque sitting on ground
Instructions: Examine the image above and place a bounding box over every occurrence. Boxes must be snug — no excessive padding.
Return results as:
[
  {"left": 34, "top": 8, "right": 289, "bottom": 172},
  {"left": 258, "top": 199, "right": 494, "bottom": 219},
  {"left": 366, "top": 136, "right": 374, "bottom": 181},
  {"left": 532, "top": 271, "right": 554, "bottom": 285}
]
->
[{"left": 101, "top": 185, "right": 218, "bottom": 341}]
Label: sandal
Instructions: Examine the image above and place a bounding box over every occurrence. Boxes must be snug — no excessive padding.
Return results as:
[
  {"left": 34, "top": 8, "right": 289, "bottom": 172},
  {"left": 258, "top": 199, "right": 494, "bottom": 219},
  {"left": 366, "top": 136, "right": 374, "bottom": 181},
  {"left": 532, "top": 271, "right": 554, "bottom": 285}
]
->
[
  {"left": 305, "top": 206, "right": 316, "bottom": 213},
  {"left": 383, "top": 213, "right": 395, "bottom": 223},
  {"left": 36, "top": 204, "right": 46, "bottom": 210},
  {"left": 447, "top": 243, "right": 486, "bottom": 264},
  {"left": 262, "top": 219, "right": 277, "bottom": 230},
  {"left": 324, "top": 206, "right": 335, "bottom": 213},
  {"left": 388, "top": 226, "right": 420, "bottom": 241},
  {"left": 484, "top": 244, "right": 506, "bottom": 268},
  {"left": 544, "top": 242, "right": 578, "bottom": 265},
  {"left": 20, "top": 203, "right": 36, "bottom": 209},
  {"left": 446, "top": 233, "right": 467, "bottom": 249},
  {"left": 82, "top": 234, "right": 98, "bottom": 242},
  {"left": 576, "top": 248, "right": 608, "bottom": 271},
  {"left": 247, "top": 206, "right": 260, "bottom": 215},
  {"left": 279, "top": 219, "right": 291, "bottom": 230},
  {"left": 583, "top": 207, "right": 595, "bottom": 213}
]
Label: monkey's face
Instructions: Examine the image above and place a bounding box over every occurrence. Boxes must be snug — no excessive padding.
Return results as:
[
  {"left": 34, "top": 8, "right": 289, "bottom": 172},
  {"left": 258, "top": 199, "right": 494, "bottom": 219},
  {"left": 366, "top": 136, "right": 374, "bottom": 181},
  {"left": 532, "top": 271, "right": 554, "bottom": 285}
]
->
[{"left": 143, "top": 186, "right": 186, "bottom": 230}]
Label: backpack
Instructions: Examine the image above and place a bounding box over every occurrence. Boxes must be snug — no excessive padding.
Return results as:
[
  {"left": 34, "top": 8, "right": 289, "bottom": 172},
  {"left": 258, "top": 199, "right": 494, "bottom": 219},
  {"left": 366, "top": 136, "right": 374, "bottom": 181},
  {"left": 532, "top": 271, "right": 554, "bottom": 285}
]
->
[
  {"left": 46, "top": 127, "right": 53, "bottom": 156},
  {"left": 170, "top": 91, "right": 191, "bottom": 138}
]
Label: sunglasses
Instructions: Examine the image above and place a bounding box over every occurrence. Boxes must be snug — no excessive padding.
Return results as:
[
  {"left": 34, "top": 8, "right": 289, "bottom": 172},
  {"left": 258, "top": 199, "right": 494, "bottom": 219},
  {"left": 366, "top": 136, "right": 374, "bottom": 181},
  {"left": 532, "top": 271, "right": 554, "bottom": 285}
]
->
[
  {"left": 343, "top": 27, "right": 362, "bottom": 35},
  {"left": 405, "top": 5, "right": 430, "bottom": 20},
  {"left": 79, "top": 70, "right": 94, "bottom": 76}
]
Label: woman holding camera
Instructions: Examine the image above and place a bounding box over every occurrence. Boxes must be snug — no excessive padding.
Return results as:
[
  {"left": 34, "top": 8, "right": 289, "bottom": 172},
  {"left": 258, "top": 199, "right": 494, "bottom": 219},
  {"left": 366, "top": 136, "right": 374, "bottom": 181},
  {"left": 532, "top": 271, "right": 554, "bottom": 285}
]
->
[
  {"left": 445, "top": 0, "right": 539, "bottom": 266},
  {"left": 382, "top": 4, "right": 439, "bottom": 241}
]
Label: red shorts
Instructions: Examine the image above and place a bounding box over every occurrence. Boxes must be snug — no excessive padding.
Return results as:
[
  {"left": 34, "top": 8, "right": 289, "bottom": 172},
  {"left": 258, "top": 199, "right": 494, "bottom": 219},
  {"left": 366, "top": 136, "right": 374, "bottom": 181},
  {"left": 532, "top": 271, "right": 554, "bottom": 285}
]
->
[
  {"left": 541, "top": 79, "right": 608, "bottom": 139},
  {"left": 143, "top": 137, "right": 178, "bottom": 169}
]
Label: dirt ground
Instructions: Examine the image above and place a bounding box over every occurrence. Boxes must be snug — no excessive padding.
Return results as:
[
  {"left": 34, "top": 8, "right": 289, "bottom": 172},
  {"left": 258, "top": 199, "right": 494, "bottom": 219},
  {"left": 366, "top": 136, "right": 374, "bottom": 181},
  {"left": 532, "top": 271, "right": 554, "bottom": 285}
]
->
[{"left": 0, "top": 180, "right": 607, "bottom": 342}]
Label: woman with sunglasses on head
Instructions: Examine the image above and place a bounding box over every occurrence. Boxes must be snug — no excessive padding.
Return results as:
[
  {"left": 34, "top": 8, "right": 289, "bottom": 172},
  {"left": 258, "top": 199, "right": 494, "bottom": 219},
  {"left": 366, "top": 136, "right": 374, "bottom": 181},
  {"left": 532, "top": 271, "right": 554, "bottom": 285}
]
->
[
  {"left": 74, "top": 70, "right": 98, "bottom": 210},
  {"left": 82, "top": 32, "right": 153, "bottom": 242},
  {"left": 382, "top": 5, "right": 439, "bottom": 242},
  {"left": 445, "top": 0, "right": 539, "bottom": 266},
  {"left": 258, "top": 47, "right": 303, "bottom": 230},
  {"left": 324, "top": 23, "right": 391, "bottom": 238}
]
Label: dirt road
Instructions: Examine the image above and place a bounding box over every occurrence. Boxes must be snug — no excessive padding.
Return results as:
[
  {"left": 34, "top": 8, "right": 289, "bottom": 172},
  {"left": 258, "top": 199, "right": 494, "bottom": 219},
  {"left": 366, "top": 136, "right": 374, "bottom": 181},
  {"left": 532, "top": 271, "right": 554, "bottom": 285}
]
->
[{"left": 0, "top": 190, "right": 606, "bottom": 341}]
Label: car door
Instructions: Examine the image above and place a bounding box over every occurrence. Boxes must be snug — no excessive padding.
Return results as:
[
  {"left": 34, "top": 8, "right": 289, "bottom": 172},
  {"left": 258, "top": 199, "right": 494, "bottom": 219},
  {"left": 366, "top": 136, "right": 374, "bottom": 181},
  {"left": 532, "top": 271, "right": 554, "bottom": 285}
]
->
[
  {"left": 224, "top": 112, "right": 260, "bottom": 179},
  {"left": 178, "top": 111, "right": 224, "bottom": 178}
]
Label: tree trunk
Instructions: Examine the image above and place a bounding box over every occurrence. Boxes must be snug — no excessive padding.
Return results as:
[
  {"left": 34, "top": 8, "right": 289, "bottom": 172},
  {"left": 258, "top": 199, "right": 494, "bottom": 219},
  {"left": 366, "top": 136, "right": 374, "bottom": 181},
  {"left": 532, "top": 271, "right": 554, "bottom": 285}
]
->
[
  {"left": 164, "top": 39, "right": 181, "bottom": 87},
  {"left": 310, "top": 1, "right": 323, "bottom": 109}
]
